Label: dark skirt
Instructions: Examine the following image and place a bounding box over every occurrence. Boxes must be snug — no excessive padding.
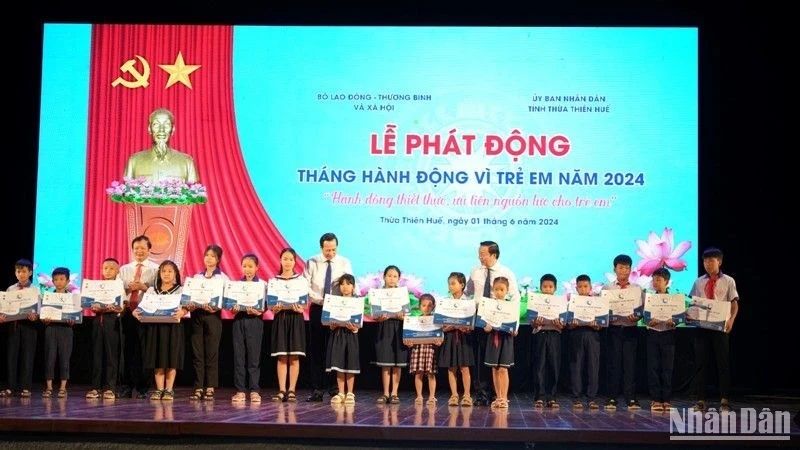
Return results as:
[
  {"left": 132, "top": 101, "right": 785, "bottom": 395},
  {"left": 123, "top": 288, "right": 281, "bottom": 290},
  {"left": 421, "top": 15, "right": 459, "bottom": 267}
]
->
[
  {"left": 374, "top": 318, "right": 407, "bottom": 367},
  {"left": 438, "top": 330, "right": 475, "bottom": 368},
  {"left": 326, "top": 326, "right": 360, "bottom": 373},
  {"left": 270, "top": 310, "right": 306, "bottom": 356},
  {"left": 143, "top": 322, "right": 184, "bottom": 370},
  {"left": 409, "top": 344, "right": 437, "bottom": 374},
  {"left": 484, "top": 331, "right": 514, "bottom": 367}
]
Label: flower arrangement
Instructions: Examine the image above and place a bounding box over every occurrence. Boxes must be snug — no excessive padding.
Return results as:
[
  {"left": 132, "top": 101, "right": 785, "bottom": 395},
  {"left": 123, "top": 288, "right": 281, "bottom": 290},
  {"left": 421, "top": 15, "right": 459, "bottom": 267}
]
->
[{"left": 106, "top": 177, "right": 208, "bottom": 205}]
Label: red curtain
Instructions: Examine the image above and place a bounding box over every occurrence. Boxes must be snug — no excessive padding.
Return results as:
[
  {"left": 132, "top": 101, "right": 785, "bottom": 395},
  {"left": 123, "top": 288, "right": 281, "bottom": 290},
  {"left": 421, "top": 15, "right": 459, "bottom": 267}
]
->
[{"left": 82, "top": 24, "right": 302, "bottom": 314}]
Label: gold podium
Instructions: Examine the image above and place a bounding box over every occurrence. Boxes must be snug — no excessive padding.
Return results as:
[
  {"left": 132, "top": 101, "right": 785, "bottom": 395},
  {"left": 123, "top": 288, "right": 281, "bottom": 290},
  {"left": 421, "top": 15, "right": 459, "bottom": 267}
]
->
[{"left": 125, "top": 203, "right": 193, "bottom": 271}]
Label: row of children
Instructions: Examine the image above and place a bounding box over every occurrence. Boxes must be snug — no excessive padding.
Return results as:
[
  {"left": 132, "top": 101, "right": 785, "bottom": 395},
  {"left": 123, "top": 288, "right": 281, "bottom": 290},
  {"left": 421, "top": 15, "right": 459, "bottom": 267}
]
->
[{"left": 1, "top": 239, "right": 738, "bottom": 413}]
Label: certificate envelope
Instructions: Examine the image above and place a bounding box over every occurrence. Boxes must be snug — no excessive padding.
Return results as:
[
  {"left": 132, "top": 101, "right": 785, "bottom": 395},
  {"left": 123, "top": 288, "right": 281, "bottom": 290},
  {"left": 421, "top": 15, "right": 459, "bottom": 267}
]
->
[
  {"left": 568, "top": 294, "right": 609, "bottom": 327},
  {"left": 369, "top": 287, "right": 410, "bottom": 318},
  {"left": 687, "top": 296, "right": 731, "bottom": 332},
  {"left": 602, "top": 287, "right": 644, "bottom": 320},
  {"left": 180, "top": 277, "right": 225, "bottom": 308},
  {"left": 526, "top": 292, "right": 570, "bottom": 323},
  {"left": 321, "top": 294, "right": 363, "bottom": 327},
  {"left": 403, "top": 315, "right": 444, "bottom": 344},
  {"left": 433, "top": 297, "right": 476, "bottom": 326},
  {"left": 643, "top": 293, "right": 687, "bottom": 324},
  {"left": 41, "top": 292, "right": 83, "bottom": 323},
  {"left": 266, "top": 277, "right": 309, "bottom": 307},
  {"left": 80, "top": 279, "right": 125, "bottom": 308},
  {"left": 222, "top": 280, "right": 266, "bottom": 310},
  {"left": 475, "top": 297, "right": 520, "bottom": 333},
  {"left": 0, "top": 288, "right": 40, "bottom": 321},
  {"left": 137, "top": 293, "right": 182, "bottom": 323}
]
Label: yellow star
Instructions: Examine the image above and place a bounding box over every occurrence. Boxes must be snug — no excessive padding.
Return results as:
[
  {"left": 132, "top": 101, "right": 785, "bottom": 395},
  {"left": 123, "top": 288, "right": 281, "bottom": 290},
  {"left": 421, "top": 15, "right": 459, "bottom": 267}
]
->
[{"left": 159, "top": 52, "right": 201, "bottom": 89}]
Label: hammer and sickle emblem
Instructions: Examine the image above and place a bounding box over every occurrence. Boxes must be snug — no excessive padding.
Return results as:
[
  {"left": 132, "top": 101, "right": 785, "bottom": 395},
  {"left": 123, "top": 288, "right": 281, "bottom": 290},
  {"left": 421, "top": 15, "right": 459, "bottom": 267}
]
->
[{"left": 111, "top": 55, "right": 151, "bottom": 88}]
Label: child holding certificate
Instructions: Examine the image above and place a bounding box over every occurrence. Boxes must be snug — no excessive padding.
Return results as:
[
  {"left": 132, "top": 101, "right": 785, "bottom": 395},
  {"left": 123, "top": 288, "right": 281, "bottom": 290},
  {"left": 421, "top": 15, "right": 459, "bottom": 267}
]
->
[
  {"left": 0, "top": 258, "right": 39, "bottom": 398},
  {"left": 406, "top": 293, "right": 441, "bottom": 406},
  {"left": 269, "top": 248, "right": 306, "bottom": 403},
  {"left": 438, "top": 272, "right": 475, "bottom": 407},
  {"left": 42, "top": 267, "right": 77, "bottom": 399},
  {"left": 483, "top": 277, "right": 518, "bottom": 409},
  {"left": 187, "top": 244, "right": 229, "bottom": 401},
  {"left": 568, "top": 274, "right": 601, "bottom": 410},
  {"left": 688, "top": 247, "right": 739, "bottom": 413},
  {"left": 645, "top": 268, "right": 677, "bottom": 412},
  {"left": 86, "top": 258, "right": 124, "bottom": 400},
  {"left": 373, "top": 265, "right": 410, "bottom": 404},
  {"left": 133, "top": 260, "right": 186, "bottom": 401},
  {"left": 326, "top": 274, "right": 360, "bottom": 405},
  {"left": 230, "top": 253, "right": 265, "bottom": 403},
  {"left": 531, "top": 273, "right": 565, "bottom": 409},
  {"left": 602, "top": 254, "right": 641, "bottom": 411}
]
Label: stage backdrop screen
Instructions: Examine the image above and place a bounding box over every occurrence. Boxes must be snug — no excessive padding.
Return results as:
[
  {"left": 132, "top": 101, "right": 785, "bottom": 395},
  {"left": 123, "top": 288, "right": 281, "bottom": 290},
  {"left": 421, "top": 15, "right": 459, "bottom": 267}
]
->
[{"left": 34, "top": 24, "right": 698, "bottom": 311}]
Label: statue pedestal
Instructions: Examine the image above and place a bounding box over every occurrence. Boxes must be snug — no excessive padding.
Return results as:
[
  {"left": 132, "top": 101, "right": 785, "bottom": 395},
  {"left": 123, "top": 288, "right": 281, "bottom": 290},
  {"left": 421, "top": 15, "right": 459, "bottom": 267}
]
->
[{"left": 125, "top": 204, "right": 193, "bottom": 271}]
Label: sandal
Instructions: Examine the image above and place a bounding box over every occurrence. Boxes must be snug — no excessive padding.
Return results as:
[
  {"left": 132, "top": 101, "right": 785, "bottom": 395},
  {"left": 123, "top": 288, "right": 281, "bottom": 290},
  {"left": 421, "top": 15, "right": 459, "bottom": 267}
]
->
[
  {"left": 203, "top": 388, "right": 215, "bottom": 401},
  {"left": 547, "top": 400, "right": 560, "bottom": 409},
  {"left": 331, "top": 393, "right": 345, "bottom": 404},
  {"left": 250, "top": 391, "right": 261, "bottom": 403},
  {"left": 426, "top": 397, "right": 437, "bottom": 406},
  {"left": 490, "top": 398, "right": 500, "bottom": 408},
  {"left": 232, "top": 392, "right": 246, "bottom": 403},
  {"left": 272, "top": 391, "right": 286, "bottom": 402},
  {"left": 149, "top": 390, "right": 163, "bottom": 401},
  {"left": 376, "top": 394, "right": 389, "bottom": 404},
  {"left": 161, "top": 389, "right": 174, "bottom": 401},
  {"left": 497, "top": 398, "right": 509, "bottom": 408},
  {"left": 390, "top": 395, "right": 400, "bottom": 404},
  {"left": 720, "top": 401, "right": 732, "bottom": 412},
  {"left": 85, "top": 389, "right": 100, "bottom": 399},
  {"left": 42, "top": 389, "right": 53, "bottom": 399},
  {"left": 57, "top": 389, "right": 67, "bottom": 399},
  {"left": 572, "top": 400, "right": 584, "bottom": 409},
  {"left": 448, "top": 394, "right": 460, "bottom": 406},
  {"left": 588, "top": 401, "right": 600, "bottom": 410},
  {"left": 102, "top": 390, "right": 116, "bottom": 400},
  {"left": 662, "top": 401, "right": 672, "bottom": 410},
  {"left": 415, "top": 396, "right": 424, "bottom": 405},
  {"left": 650, "top": 401, "right": 664, "bottom": 412},
  {"left": 189, "top": 388, "right": 204, "bottom": 400},
  {"left": 286, "top": 391, "right": 296, "bottom": 402},
  {"left": 534, "top": 399, "right": 544, "bottom": 408},
  {"left": 460, "top": 394, "right": 473, "bottom": 407},
  {"left": 0, "top": 389, "right": 12, "bottom": 398},
  {"left": 20, "top": 390, "right": 31, "bottom": 398},
  {"left": 344, "top": 392, "right": 355, "bottom": 405}
]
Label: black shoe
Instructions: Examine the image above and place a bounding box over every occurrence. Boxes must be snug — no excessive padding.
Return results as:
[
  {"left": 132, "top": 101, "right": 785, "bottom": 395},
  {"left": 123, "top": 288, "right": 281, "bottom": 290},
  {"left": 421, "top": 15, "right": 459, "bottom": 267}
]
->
[
  {"left": 136, "top": 390, "right": 148, "bottom": 399},
  {"left": 306, "top": 391, "right": 324, "bottom": 402},
  {"left": 604, "top": 399, "right": 618, "bottom": 410},
  {"left": 120, "top": 388, "right": 133, "bottom": 399},
  {"left": 627, "top": 399, "right": 641, "bottom": 410}
]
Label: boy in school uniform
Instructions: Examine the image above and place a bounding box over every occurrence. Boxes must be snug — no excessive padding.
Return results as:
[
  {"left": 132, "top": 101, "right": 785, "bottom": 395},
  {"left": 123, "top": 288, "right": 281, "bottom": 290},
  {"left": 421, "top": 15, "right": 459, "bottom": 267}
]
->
[
  {"left": 688, "top": 247, "right": 739, "bottom": 412},
  {"left": 0, "top": 259, "right": 39, "bottom": 398},
  {"left": 568, "top": 274, "right": 602, "bottom": 410},
  {"left": 42, "top": 267, "right": 77, "bottom": 398},
  {"left": 86, "top": 258, "right": 124, "bottom": 400},
  {"left": 531, "top": 273, "right": 565, "bottom": 409},
  {"left": 603, "top": 254, "right": 641, "bottom": 411},
  {"left": 119, "top": 235, "right": 159, "bottom": 399},
  {"left": 645, "top": 268, "right": 677, "bottom": 412}
]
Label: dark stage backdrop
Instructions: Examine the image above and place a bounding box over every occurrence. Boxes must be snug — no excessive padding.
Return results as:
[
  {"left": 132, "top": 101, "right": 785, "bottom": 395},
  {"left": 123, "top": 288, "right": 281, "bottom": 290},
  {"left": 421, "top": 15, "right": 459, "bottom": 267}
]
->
[{"left": 5, "top": 4, "right": 796, "bottom": 396}]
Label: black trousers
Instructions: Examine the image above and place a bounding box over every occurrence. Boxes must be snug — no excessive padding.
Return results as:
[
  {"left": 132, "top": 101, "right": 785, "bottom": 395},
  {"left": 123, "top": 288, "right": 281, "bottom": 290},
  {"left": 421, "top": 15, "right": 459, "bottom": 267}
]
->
[
  {"left": 91, "top": 313, "right": 121, "bottom": 391},
  {"left": 570, "top": 328, "right": 600, "bottom": 402},
  {"left": 534, "top": 330, "right": 561, "bottom": 402},
  {"left": 692, "top": 328, "right": 731, "bottom": 400},
  {"left": 6, "top": 321, "right": 38, "bottom": 392},
  {"left": 120, "top": 311, "right": 149, "bottom": 393},
  {"left": 307, "top": 304, "right": 333, "bottom": 393},
  {"left": 646, "top": 329, "right": 675, "bottom": 402},
  {"left": 190, "top": 310, "right": 222, "bottom": 389},
  {"left": 607, "top": 325, "right": 639, "bottom": 401},
  {"left": 232, "top": 314, "right": 263, "bottom": 392},
  {"left": 44, "top": 324, "right": 73, "bottom": 381}
]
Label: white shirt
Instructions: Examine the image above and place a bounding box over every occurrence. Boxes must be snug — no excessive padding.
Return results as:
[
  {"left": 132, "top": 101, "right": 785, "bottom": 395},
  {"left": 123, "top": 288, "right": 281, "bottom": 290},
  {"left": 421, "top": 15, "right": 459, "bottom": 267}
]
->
[
  {"left": 465, "top": 260, "right": 521, "bottom": 303},
  {"left": 303, "top": 254, "right": 353, "bottom": 305},
  {"left": 120, "top": 259, "right": 159, "bottom": 301}
]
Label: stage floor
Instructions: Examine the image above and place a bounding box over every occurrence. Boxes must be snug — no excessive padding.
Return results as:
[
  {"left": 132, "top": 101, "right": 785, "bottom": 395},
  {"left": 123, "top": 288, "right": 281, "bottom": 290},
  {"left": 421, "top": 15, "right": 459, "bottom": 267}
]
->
[{"left": 1, "top": 388, "right": 797, "bottom": 447}]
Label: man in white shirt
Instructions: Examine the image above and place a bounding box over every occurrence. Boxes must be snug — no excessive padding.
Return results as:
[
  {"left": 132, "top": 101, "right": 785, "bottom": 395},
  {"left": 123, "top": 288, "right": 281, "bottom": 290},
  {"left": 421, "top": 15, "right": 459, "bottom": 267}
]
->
[
  {"left": 303, "top": 232, "right": 353, "bottom": 402},
  {"left": 118, "top": 235, "right": 159, "bottom": 399},
  {"left": 464, "top": 240, "right": 520, "bottom": 405}
]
